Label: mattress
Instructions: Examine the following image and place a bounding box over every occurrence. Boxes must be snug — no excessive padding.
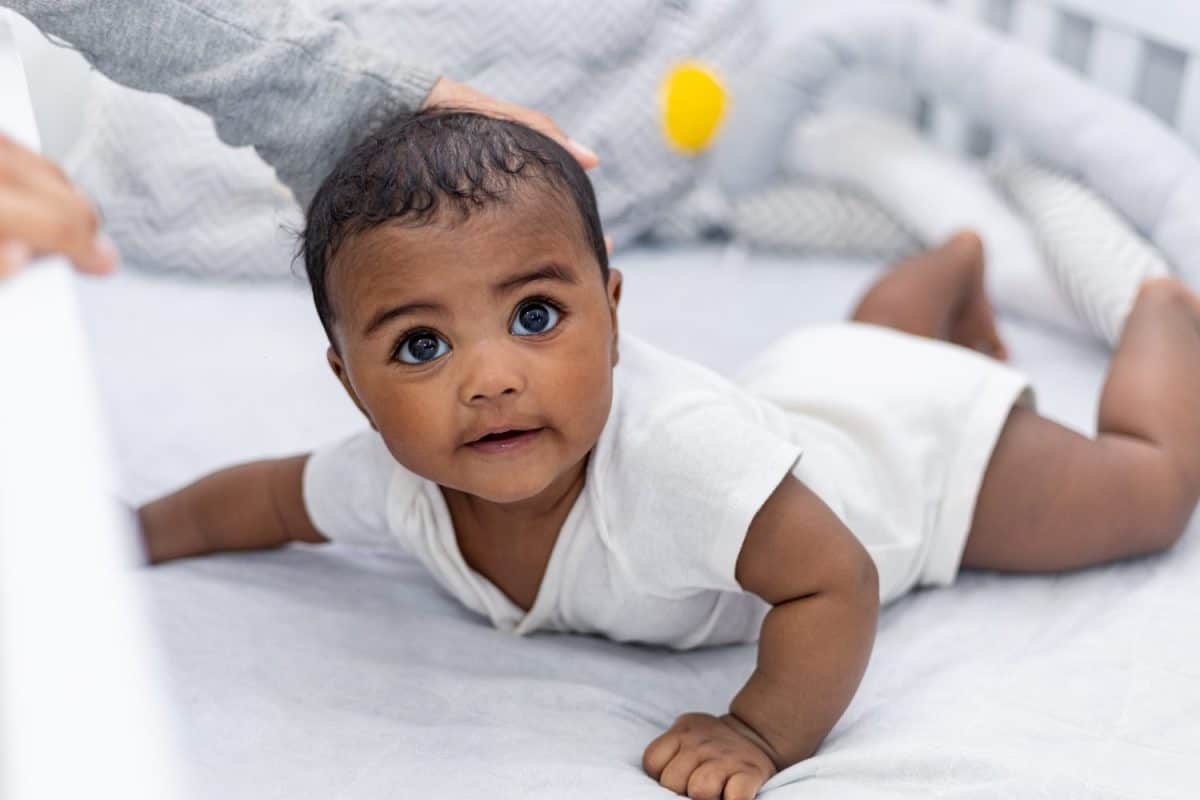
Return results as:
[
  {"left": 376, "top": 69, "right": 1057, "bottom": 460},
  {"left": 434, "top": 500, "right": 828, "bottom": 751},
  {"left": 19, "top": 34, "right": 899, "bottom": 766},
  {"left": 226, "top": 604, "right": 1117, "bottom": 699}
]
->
[{"left": 75, "top": 245, "right": 1199, "bottom": 799}]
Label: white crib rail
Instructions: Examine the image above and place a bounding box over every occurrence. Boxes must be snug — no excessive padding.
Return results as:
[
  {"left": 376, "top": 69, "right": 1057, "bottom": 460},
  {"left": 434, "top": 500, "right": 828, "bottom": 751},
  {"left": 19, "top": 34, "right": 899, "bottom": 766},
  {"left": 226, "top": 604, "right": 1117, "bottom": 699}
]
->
[
  {"left": 0, "top": 19, "right": 186, "bottom": 800},
  {"left": 928, "top": 0, "right": 1200, "bottom": 155}
]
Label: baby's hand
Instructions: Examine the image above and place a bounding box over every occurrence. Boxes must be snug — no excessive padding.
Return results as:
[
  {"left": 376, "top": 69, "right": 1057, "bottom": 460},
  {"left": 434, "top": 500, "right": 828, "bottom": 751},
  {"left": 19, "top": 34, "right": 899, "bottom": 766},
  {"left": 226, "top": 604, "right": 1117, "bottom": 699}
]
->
[{"left": 643, "top": 712, "right": 778, "bottom": 800}]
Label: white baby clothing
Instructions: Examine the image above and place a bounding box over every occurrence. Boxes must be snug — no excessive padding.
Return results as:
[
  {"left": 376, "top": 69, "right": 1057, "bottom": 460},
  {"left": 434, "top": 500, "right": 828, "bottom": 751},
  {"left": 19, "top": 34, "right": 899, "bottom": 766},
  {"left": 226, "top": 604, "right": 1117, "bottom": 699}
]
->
[{"left": 304, "top": 325, "right": 1031, "bottom": 649}]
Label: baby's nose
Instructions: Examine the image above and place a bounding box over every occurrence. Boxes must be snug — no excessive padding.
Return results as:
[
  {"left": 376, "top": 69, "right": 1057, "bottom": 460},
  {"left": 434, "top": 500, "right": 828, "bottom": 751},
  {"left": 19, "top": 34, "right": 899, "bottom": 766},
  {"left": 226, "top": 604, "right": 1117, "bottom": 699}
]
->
[{"left": 459, "top": 344, "right": 526, "bottom": 404}]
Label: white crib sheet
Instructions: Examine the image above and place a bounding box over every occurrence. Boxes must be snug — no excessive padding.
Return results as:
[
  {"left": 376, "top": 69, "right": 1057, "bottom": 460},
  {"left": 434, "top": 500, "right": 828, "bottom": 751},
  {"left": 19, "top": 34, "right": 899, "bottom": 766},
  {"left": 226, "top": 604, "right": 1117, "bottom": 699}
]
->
[{"left": 75, "top": 246, "right": 1199, "bottom": 799}]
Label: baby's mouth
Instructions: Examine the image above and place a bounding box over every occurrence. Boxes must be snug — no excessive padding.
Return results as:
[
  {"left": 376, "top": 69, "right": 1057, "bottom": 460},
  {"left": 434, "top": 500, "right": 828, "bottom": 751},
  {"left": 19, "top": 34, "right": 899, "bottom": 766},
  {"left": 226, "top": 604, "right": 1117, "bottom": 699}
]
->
[{"left": 466, "top": 427, "right": 545, "bottom": 453}]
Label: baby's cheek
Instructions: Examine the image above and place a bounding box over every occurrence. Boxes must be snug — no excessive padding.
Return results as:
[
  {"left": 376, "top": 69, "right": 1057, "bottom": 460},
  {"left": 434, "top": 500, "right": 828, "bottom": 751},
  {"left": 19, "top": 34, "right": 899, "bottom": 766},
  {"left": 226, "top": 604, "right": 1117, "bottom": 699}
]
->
[
  {"left": 374, "top": 400, "right": 457, "bottom": 478},
  {"left": 555, "top": 351, "right": 614, "bottom": 450}
]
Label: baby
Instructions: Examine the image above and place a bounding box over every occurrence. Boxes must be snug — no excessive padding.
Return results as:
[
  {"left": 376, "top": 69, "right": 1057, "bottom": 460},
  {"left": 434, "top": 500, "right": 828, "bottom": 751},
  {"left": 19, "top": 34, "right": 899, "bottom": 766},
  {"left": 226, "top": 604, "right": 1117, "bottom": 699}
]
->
[{"left": 139, "top": 109, "right": 1200, "bottom": 800}]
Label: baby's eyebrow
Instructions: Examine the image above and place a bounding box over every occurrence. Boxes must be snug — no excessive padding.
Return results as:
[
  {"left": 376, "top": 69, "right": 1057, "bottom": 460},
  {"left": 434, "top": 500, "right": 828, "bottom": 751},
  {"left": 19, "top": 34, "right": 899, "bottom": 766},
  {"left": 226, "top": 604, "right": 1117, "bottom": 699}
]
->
[
  {"left": 361, "top": 263, "right": 578, "bottom": 337},
  {"left": 362, "top": 300, "right": 445, "bottom": 337},
  {"left": 494, "top": 263, "right": 578, "bottom": 295}
]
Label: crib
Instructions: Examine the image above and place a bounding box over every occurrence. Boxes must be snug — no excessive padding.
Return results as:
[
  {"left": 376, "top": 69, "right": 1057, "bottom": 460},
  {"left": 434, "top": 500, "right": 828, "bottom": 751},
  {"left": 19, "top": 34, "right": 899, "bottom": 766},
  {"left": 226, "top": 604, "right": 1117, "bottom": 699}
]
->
[
  {"left": 923, "top": 0, "right": 1200, "bottom": 155},
  {"left": 4, "top": 2, "right": 1200, "bottom": 798}
]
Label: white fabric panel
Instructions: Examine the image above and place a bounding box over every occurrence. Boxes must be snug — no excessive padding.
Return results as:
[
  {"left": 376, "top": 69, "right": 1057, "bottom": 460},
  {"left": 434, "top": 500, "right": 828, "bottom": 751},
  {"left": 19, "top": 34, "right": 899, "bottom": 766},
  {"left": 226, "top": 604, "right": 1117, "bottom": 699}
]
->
[
  {"left": 0, "top": 23, "right": 184, "bottom": 800},
  {"left": 72, "top": 245, "right": 1199, "bottom": 798}
]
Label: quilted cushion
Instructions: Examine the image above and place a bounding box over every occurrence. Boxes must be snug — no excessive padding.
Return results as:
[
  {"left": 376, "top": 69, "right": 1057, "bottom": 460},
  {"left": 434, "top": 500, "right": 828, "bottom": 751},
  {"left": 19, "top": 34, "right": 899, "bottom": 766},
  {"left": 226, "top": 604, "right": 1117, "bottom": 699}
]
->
[{"left": 991, "top": 160, "right": 1171, "bottom": 346}]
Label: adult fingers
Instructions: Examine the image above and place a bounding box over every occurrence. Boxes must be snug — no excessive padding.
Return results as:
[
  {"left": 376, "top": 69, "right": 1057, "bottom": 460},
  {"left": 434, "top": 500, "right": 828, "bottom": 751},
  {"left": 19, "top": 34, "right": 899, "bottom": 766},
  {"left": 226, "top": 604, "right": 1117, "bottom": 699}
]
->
[
  {"left": 0, "top": 185, "right": 116, "bottom": 275},
  {"left": 422, "top": 76, "right": 599, "bottom": 170},
  {"left": 510, "top": 105, "right": 599, "bottom": 169},
  {"left": 0, "top": 240, "right": 32, "bottom": 278},
  {"left": 0, "top": 133, "right": 73, "bottom": 190}
]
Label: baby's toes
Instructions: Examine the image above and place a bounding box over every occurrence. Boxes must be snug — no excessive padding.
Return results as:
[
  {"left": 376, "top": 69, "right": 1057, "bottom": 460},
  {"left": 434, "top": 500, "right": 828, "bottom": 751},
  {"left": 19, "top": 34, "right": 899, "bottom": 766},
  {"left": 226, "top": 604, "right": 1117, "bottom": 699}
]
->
[
  {"left": 953, "top": 296, "right": 1007, "bottom": 360},
  {"left": 985, "top": 335, "right": 1009, "bottom": 362}
]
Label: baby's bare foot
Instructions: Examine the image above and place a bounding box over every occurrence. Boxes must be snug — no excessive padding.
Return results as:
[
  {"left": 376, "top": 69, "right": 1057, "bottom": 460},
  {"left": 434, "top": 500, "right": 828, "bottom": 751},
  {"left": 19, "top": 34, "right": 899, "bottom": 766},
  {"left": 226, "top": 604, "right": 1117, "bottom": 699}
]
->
[
  {"left": 938, "top": 229, "right": 985, "bottom": 266},
  {"left": 937, "top": 231, "right": 1009, "bottom": 361},
  {"left": 1138, "top": 276, "right": 1200, "bottom": 332}
]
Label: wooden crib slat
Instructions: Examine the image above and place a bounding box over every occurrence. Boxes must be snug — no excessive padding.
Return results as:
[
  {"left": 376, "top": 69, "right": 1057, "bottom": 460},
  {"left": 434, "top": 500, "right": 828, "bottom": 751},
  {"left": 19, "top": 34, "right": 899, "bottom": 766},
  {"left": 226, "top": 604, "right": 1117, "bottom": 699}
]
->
[
  {"left": 1051, "top": 0, "right": 1200, "bottom": 57},
  {"left": 1174, "top": 61, "right": 1200, "bottom": 152},
  {"left": 1011, "top": 0, "right": 1058, "bottom": 53},
  {"left": 924, "top": 0, "right": 979, "bottom": 154},
  {"left": 1089, "top": 25, "right": 1143, "bottom": 100},
  {"left": 1135, "top": 41, "right": 1187, "bottom": 125},
  {"left": 1052, "top": 11, "right": 1094, "bottom": 74}
]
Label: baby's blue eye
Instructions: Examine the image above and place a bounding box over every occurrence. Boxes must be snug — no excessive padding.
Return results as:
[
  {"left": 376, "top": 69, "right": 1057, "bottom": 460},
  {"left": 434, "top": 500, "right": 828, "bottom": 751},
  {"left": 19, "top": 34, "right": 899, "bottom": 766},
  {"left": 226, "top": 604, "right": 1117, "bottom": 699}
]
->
[
  {"left": 511, "top": 300, "right": 561, "bottom": 336},
  {"left": 396, "top": 331, "right": 450, "bottom": 364}
]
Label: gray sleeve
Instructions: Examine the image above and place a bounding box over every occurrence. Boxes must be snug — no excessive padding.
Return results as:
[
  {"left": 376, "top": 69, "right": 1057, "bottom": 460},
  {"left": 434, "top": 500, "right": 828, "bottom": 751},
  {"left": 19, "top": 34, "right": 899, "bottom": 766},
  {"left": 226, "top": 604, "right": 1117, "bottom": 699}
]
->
[{"left": 6, "top": 0, "right": 439, "bottom": 208}]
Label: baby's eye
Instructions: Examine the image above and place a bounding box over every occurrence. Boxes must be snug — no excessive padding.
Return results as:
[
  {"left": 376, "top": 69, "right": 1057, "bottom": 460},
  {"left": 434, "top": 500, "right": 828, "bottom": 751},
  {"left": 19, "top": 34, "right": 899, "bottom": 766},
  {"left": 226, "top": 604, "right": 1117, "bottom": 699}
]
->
[
  {"left": 396, "top": 331, "right": 450, "bottom": 364},
  {"left": 510, "top": 299, "right": 561, "bottom": 336}
]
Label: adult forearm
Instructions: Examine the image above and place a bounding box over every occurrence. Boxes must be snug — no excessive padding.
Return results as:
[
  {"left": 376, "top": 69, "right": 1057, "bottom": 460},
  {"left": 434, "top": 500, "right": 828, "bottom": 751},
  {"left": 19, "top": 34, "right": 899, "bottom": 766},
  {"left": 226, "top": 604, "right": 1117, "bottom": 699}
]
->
[
  {"left": 6, "top": 0, "right": 438, "bottom": 207},
  {"left": 729, "top": 587, "right": 878, "bottom": 768}
]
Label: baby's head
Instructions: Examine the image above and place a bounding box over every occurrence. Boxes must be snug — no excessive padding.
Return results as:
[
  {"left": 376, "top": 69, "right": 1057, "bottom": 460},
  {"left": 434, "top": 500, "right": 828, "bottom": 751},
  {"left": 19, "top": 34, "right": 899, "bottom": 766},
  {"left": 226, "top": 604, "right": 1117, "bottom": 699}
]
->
[{"left": 303, "top": 108, "right": 622, "bottom": 504}]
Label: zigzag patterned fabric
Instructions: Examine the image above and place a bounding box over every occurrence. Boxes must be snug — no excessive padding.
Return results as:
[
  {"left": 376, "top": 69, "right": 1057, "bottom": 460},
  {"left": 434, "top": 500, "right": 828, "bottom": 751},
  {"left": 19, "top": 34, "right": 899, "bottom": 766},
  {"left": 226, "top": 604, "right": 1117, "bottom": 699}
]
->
[
  {"left": 68, "top": 0, "right": 761, "bottom": 280},
  {"left": 729, "top": 182, "right": 920, "bottom": 258},
  {"left": 992, "top": 161, "right": 1171, "bottom": 347},
  {"left": 69, "top": 82, "right": 305, "bottom": 281},
  {"left": 648, "top": 179, "right": 920, "bottom": 260}
]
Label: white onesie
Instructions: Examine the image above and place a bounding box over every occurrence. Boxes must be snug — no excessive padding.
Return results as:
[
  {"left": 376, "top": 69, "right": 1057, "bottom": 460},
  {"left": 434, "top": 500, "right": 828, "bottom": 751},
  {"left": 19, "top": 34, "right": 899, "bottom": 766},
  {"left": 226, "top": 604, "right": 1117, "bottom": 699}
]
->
[{"left": 304, "top": 325, "right": 1031, "bottom": 649}]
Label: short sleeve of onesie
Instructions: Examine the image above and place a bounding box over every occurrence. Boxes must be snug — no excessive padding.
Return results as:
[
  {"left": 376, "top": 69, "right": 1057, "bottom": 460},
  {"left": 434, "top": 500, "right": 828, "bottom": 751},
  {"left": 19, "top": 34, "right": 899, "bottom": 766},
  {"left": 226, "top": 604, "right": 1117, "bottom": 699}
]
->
[
  {"left": 599, "top": 338, "right": 803, "bottom": 597},
  {"left": 303, "top": 430, "right": 402, "bottom": 547}
]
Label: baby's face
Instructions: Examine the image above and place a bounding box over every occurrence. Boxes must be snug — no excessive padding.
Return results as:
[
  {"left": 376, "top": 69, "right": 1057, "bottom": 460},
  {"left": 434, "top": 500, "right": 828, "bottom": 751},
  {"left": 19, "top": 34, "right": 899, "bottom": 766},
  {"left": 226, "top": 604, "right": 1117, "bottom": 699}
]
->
[{"left": 326, "top": 189, "right": 621, "bottom": 505}]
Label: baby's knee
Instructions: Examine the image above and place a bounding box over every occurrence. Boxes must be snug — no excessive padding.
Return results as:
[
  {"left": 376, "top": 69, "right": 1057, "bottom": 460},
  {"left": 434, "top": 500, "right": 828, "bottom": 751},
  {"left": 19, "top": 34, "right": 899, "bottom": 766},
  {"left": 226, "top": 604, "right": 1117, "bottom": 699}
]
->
[{"left": 1124, "top": 447, "right": 1198, "bottom": 555}]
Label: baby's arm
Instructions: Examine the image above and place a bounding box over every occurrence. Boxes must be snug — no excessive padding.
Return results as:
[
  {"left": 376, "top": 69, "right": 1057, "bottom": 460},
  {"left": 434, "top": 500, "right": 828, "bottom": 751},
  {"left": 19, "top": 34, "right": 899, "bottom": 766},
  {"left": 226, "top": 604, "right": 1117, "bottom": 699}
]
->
[
  {"left": 643, "top": 475, "right": 879, "bottom": 799},
  {"left": 137, "top": 455, "right": 326, "bottom": 564}
]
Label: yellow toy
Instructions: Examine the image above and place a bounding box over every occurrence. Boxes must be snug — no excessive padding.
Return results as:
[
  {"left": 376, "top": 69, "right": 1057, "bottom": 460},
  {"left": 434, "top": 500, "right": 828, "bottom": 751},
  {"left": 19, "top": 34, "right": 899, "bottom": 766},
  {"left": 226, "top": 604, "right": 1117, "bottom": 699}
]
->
[{"left": 661, "top": 60, "right": 728, "bottom": 155}]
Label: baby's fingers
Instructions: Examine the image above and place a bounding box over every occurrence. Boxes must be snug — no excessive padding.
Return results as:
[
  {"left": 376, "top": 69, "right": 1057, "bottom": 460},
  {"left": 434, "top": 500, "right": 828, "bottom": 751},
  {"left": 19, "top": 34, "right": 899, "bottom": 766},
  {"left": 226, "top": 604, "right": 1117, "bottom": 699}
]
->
[
  {"left": 723, "top": 770, "right": 767, "bottom": 800},
  {"left": 642, "top": 731, "right": 681, "bottom": 779},
  {"left": 657, "top": 748, "right": 705, "bottom": 795},
  {"left": 685, "top": 760, "right": 736, "bottom": 800}
]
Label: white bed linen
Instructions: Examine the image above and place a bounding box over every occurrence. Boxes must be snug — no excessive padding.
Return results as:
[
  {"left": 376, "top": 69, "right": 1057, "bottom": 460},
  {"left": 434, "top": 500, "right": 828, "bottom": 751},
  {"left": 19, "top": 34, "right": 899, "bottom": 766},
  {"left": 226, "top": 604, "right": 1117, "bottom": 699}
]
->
[{"left": 75, "top": 246, "right": 1198, "bottom": 799}]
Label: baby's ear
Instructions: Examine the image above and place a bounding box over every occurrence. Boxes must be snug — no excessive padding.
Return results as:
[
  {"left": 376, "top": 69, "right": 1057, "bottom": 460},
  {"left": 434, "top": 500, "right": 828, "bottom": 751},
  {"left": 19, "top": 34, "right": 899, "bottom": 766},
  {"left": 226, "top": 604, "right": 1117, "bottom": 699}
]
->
[
  {"left": 326, "top": 346, "right": 377, "bottom": 430},
  {"left": 607, "top": 267, "right": 623, "bottom": 309},
  {"left": 607, "top": 268, "right": 622, "bottom": 365}
]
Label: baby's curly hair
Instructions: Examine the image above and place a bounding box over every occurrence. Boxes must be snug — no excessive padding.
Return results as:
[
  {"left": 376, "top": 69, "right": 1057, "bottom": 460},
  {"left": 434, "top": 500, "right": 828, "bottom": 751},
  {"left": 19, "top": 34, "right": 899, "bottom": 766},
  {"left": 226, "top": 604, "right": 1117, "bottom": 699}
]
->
[{"left": 302, "top": 107, "right": 609, "bottom": 341}]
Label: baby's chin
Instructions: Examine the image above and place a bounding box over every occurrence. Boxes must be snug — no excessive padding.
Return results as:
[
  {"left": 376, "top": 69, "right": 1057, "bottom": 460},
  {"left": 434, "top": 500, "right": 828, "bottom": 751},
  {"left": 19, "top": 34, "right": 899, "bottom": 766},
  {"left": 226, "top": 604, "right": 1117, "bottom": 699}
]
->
[
  {"left": 452, "top": 468, "right": 576, "bottom": 506},
  {"left": 442, "top": 448, "right": 593, "bottom": 507}
]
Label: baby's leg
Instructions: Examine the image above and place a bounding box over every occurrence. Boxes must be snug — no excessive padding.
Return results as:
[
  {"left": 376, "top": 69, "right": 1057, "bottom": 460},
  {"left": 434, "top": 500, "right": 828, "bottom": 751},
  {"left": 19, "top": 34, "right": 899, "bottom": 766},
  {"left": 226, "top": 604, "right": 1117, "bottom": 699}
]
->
[
  {"left": 851, "top": 231, "right": 1007, "bottom": 359},
  {"left": 963, "top": 278, "right": 1200, "bottom": 571}
]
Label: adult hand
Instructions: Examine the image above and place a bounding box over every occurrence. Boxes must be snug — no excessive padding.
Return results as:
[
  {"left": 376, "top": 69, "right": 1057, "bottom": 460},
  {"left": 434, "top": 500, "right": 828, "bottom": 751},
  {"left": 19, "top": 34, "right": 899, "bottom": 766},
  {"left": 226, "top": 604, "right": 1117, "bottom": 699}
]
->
[
  {"left": 422, "top": 77, "right": 599, "bottom": 170},
  {"left": 0, "top": 134, "right": 117, "bottom": 279}
]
